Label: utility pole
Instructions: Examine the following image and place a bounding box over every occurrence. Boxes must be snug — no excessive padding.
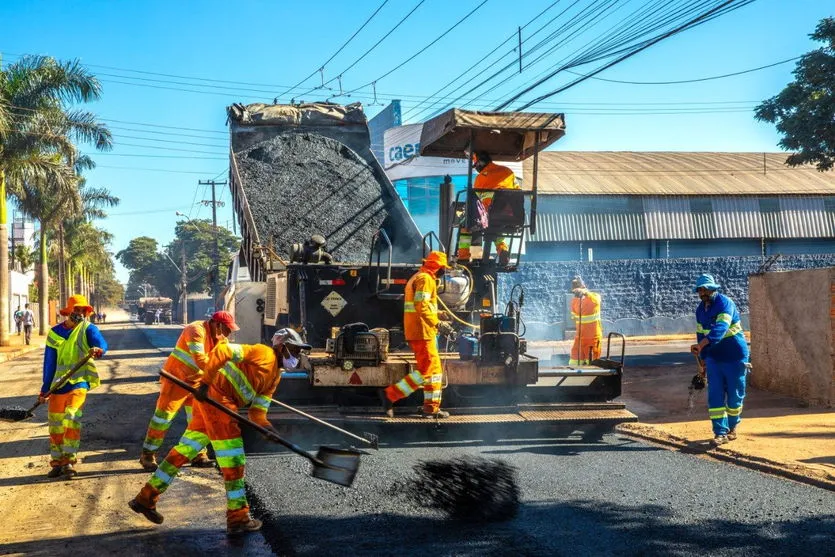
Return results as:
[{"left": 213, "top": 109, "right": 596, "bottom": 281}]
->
[
  {"left": 181, "top": 243, "right": 188, "bottom": 324},
  {"left": 198, "top": 179, "right": 227, "bottom": 307}
]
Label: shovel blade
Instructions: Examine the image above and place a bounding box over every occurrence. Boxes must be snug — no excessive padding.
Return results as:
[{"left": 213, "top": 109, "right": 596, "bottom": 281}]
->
[{"left": 310, "top": 446, "right": 361, "bottom": 487}]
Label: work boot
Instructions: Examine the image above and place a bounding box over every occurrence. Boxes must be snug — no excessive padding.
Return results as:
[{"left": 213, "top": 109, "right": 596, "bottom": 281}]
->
[
  {"left": 227, "top": 518, "right": 263, "bottom": 536},
  {"left": 712, "top": 434, "right": 729, "bottom": 446},
  {"left": 61, "top": 463, "right": 77, "bottom": 479},
  {"left": 379, "top": 389, "right": 394, "bottom": 418},
  {"left": 46, "top": 466, "right": 63, "bottom": 479},
  {"left": 139, "top": 451, "right": 158, "bottom": 472},
  {"left": 191, "top": 452, "right": 214, "bottom": 468},
  {"left": 421, "top": 409, "right": 450, "bottom": 419},
  {"left": 497, "top": 249, "right": 511, "bottom": 267},
  {"left": 128, "top": 497, "right": 164, "bottom": 525},
  {"left": 727, "top": 429, "right": 737, "bottom": 441}
]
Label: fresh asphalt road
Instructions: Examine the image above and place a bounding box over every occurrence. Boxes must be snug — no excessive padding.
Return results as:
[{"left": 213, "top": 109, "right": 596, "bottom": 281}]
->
[{"left": 137, "top": 326, "right": 835, "bottom": 556}]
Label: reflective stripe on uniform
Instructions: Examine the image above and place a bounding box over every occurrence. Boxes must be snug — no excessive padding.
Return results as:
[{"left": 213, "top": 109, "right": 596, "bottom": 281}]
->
[
  {"left": 251, "top": 395, "right": 271, "bottom": 413},
  {"left": 404, "top": 302, "right": 416, "bottom": 313},
  {"left": 218, "top": 362, "right": 256, "bottom": 405},
  {"left": 723, "top": 322, "right": 744, "bottom": 338},
  {"left": 725, "top": 405, "right": 743, "bottom": 416},
  {"left": 171, "top": 346, "right": 199, "bottom": 371},
  {"left": 228, "top": 343, "right": 245, "bottom": 363},
  {"left": 413, "top": 290, "right": 433, "bottom": 302},
  {"left": 47, "top": 330, "right": 64, "bottom": 349},
  {"left": 571, "top": 312, "right": 601, "bottom": 323},
  {"left": 715, "top": 313, "right": 732, "bottom": 325},
  {"left": 708, "top": 406, "right": 727, "bottom": 419},
  {"left": 696, "top": 324, "right": 711, "bottom": 335}
]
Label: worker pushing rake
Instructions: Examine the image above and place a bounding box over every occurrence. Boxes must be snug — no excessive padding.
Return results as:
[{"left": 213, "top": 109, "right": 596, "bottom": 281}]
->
[{"left": 129, "top": 328, "right": 361, "bottom": 537}]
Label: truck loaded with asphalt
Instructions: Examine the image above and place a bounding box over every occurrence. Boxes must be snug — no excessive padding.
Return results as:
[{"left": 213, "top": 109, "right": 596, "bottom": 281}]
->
[{"left": 220, "top": 101, "right": 636, "bottom": 432}]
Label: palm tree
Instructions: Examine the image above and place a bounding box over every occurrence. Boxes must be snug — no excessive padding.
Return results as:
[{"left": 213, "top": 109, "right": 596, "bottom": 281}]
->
[{"left": 0, "top": 55, "right": 111, "bottom": 344}]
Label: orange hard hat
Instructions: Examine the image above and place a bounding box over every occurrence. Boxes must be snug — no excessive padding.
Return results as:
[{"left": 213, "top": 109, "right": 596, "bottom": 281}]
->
[
  {"left": 422, "top": 250, "right": 450, "bottom": 270},
  {"left": 60, "top": 294, "right": 94, "bottom": 316}
]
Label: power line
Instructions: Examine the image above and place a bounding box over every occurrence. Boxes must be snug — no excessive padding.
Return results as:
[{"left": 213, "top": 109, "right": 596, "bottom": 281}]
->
[
  {"left": 564, "top": 55, "right": 800, "bottom": 85},
  {"left": 278, "top": 0, "right": 391, "bottom": 98},
  {"left": 295, "top": 0, "right": 427, "bottom": 99},
  {"left": 95, "top": 165, "right": 227, "bottom": 175},
  {"left": 339, "top": 0, "right": 490, "bottom": 99}
]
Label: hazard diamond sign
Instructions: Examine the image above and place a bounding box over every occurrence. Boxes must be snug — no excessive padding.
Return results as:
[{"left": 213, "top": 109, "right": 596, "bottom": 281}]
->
[{"left": 321, "top": 291, "right": 347, "bottom": 317}]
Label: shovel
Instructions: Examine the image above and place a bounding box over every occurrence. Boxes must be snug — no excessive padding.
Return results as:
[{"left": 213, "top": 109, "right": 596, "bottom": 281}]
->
[
  {"left": 269, "top": 397, "right": 379, "bottom": 450},
  {"left": 159, "top": 370, "right": 360, "bottom": 488},
  {"left": 0, "top": 352, "right": 95, "bottom": 422}
]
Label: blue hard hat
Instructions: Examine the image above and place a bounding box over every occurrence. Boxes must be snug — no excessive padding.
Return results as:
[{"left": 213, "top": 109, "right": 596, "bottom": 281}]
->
[{"left": 694, "top": 273, "right": 721, "bottom": 292}]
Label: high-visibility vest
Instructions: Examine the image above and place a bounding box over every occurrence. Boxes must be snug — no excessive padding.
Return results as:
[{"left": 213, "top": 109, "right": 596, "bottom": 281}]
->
[
  {"left": 570, "top": 292, "right": 602, "bottom": 326},
  {"left": 47, "top": 321, "right": 99, "bottom": 390},
  {"left": 403, "top": 269, "right": 439, "bottom": 341}
]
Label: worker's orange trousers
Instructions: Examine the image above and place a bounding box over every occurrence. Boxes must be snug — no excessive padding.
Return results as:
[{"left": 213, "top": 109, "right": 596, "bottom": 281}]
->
[
  {"left": 47, "top": 389, "right": 88, "bottom": 467},
  {"left": 385, "top": 340, "right": 443, "bottom": 413},
  {"left": 570, "top": 328, "right": 602, "bottom": 365},
  {"left": 136, "top": 394, "right": 251, "bottom": 526},
  {"left": 141, "top": 374, "right": 196, "bottom": 453}
]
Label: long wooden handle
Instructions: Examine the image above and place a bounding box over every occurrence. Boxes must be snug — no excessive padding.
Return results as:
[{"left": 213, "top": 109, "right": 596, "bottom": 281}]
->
[
  {"left": 29, "top": 352, "right": 95, "bottom": 413},
  {"left": 269, "top": 397, "right": 375, "bottom": 447},
  {"left": 159, "top": 370, "right": 323, "bottom": 466}
]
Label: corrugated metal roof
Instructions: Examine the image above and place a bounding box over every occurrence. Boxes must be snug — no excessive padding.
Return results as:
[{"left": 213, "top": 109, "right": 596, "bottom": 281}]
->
[
  {"left": 525, "top": 152, "right": 835, "bottom": 195},
  {"left": 526, "top": 195, "right": 835, "bottom": 242}
]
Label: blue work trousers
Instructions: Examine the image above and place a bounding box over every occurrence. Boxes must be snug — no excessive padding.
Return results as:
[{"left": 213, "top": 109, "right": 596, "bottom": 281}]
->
[{"left": 705, "top": 358, "right": 747, "bottom": 436}]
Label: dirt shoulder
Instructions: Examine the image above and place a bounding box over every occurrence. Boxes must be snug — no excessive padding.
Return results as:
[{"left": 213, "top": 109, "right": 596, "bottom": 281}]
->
[
  {"left": 617, "top": 363, "right": 835, "bottom": 490},
  {"left": 0, "top": 320, "right": 271, "bottom": 556}
]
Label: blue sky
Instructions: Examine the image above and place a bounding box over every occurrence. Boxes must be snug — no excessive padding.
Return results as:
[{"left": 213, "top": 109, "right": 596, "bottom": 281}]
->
[{"left": 0, "top": 0, "right": 831, "bottom": 283}]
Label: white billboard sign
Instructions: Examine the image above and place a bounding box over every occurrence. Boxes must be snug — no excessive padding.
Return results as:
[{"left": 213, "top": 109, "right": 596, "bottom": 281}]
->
[{"left": 383, "top": 123, "right": 523, "bottom": 182}]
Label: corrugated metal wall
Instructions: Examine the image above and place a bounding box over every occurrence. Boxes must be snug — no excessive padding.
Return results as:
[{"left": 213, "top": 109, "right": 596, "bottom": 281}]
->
[{"left": 529, "top": 195, "right": 835, "bottom": 242}]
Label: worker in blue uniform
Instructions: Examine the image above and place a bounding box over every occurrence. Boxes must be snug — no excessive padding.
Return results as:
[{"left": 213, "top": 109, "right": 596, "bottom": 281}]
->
[{"left": 691, "top": 274, "right": 749, "bottom": 446}]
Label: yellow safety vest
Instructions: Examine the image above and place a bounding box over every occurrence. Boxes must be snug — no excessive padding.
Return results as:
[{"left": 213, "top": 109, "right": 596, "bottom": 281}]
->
[{"left": 47, "top": 321, "right": 99, "bottom": 390}]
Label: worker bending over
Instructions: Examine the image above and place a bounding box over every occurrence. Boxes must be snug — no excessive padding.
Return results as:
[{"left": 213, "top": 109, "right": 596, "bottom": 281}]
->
[
  {"left": 569, "top": 276, "right": 602, "bottom": 365},
  {"left": 40, "top": 295, "right": 107, "bottom": 479},
  {"left": 130, "top": 328, "right": 309, "bottom": 536},
  {"left": 383, "top": 250, "right": 451, "bottom": 419},
  {"left": 691, "top": 274, "right": 749, "bottom": 446},
  {"left": 457, "top": 151, "right": 519, "bottom": 266},
  {"left": 139, "top": 311, "right": 239, "bottom": 471}
]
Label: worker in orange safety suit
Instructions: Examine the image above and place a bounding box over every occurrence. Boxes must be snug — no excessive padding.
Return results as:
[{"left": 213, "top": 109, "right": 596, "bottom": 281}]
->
[
  {"left": 383, "top": 250, "right": 451, "bottom": 419},
  {"left": 457, "top": 150, "right": 519, "bottom": 266},
  {"left": 569, "top": 276, "right": 603, "bottom": 366},
  {"left": 138, "top": 311, "right": 239, "bottom": 471},
  {"left": 129, "top": 328, "right": 310, "bottom": 536}
]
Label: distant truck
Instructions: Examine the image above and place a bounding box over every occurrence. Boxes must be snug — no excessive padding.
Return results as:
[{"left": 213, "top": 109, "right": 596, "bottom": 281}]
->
[{"left": 138, "top": 297, "right": 173, "bottom": 325}]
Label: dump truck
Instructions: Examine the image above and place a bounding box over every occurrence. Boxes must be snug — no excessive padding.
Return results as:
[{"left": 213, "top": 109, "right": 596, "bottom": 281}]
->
[
  {"left": 223, "top": 101, "right": 636, "bottom": 435},
  {"left": 137, "top": 297, "right": 173, "bottom": 325}
]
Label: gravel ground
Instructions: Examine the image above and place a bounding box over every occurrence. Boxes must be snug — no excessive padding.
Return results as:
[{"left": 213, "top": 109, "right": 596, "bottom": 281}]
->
[{"left": 244, "top": 432, "right": 834, "bottom": 557}]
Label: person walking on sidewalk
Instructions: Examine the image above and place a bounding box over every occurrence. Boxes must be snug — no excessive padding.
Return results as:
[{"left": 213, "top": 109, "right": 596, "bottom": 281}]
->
[
  {"left": 14, "top": 306, "right": 23, "bottom": 335},
  {"left": 129, "top": 329, "right": 307, "bottom": 536},
  {"left": 22, "top": 303, "right": 35, "bottom": 345},
  {"left": 691, "top": 274, "right": 750, "bottom": 446},
  {"left": 138, "top": 311, "right": 239, "bottom": 471},
  {"left": 39, "top": 294, "right": 107, "bottom": 479}
]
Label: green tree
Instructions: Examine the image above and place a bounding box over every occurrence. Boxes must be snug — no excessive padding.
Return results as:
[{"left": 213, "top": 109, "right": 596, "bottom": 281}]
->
[
  {"left": 0, "top": 55, "right": 111, "bottom": 341},
  {"left": 116, "top": 236, "right": 160, "bottom": 288},
  {"left": 755, "top": 17, "right": 835, "bottom": 171}
]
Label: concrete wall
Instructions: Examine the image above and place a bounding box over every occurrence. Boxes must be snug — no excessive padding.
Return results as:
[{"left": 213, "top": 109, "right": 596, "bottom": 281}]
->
[
  {"left": 749, "top": 269, "right": 834, "bottom": 407},
  {"left": 499, "top": 254, "right": 835, "bottom": 339}
]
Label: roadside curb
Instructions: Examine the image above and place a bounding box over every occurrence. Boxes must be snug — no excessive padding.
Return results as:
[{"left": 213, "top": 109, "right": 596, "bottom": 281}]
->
[
  {"left": 0, "top": 343, "right": 44, "bottom": 364},
  {"left": 616, "top": 422, "right": 835, "bottom": 492}
]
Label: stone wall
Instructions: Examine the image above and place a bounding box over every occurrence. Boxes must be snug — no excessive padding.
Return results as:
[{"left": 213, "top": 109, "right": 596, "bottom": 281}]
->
[
  {"left": 499, "top": 254, "right": 835, "bottom": 339},
  {"left": 749, "top": 269, "right": 834, "bottom": 407}
]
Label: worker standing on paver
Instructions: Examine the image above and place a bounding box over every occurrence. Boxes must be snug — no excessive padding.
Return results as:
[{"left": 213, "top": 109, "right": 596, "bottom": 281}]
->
[
  {"left": 383, "top": 250, "right": 451, "bottom": 419},
  {"left": 457, "top": 151, "right": 519, "bottom": 266},
  {"left": 39, "top": 294, "right": 107, "bottom": 479},
  {"left": 129, "top": 329, "right": 308, "bottom": 536},
  {"left": 139, "top": 311, "right": 239, "bottom": 471},
  {"left": 569, "top": 276, "right": 603, "bottom": 366},
  {"left": 691, "top": 274, "right": 750, "bottom": 446}
]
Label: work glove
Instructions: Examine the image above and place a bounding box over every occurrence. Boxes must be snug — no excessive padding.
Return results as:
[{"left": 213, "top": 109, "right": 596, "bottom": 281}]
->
[
  {"left": 194, "top": 383, "right": 210, "bottom": 402},
  {"left": 438, "top": 321, "right": 455, "bottom": 338}
]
